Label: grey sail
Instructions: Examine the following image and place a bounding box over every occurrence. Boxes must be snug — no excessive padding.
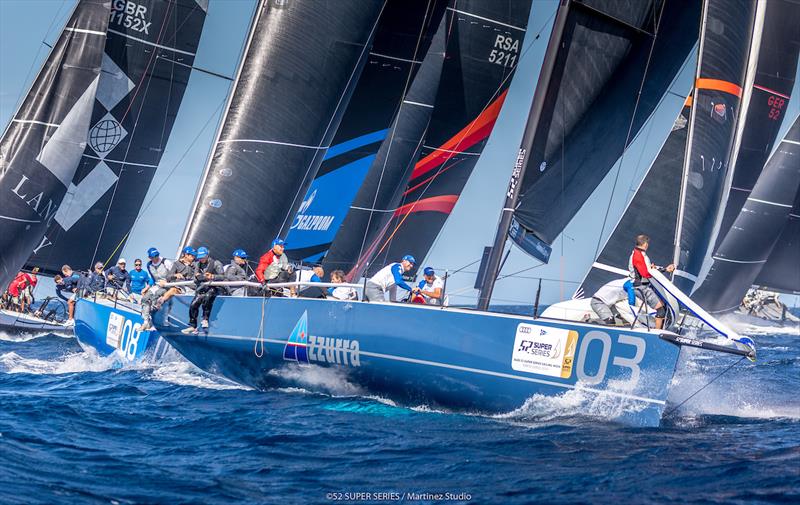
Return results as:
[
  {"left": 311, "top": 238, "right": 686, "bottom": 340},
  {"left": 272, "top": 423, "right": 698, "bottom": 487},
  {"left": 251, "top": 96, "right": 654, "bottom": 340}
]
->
[
  {"left": 28, "top": 0, "right": 209, "bottom": 275},
  {"left": 692, "top": 116, "right": 800, "bottom": 310},
  {"left": 181, "top": 0, "right": 385, "bottom": 260},
  {"left": 0, "top": 0, "right": 109, "bottom": 286},
  {"left": 708, "top": 0, "right": 800, "bottom": 245},
  {"left": 577, "top": 96, "right": 692, "bottom": 299},
  {"left": 753, "top": 186, "right": 800, "bottom": 294},
  {"left": 321, "top": 14, "right": 447, "bottom": 276},
  {"left": 509, "top": 0, "right": 701, "bottom": 263},
  {"left": 671, "top": 0, "right": 758, "bottom": 293}
]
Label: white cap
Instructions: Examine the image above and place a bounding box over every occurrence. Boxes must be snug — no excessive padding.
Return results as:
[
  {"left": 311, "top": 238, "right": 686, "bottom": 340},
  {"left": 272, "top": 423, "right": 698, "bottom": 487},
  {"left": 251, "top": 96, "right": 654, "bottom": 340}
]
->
[{"left": 117, "top": 257, "right": 127, "bottom": 264}]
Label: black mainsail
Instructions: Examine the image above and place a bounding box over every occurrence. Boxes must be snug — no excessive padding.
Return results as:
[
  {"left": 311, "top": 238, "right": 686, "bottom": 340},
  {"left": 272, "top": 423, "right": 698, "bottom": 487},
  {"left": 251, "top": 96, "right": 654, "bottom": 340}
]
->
[
  {"left": 329, "top": 0, "right": 533, "bottom": 277},
  {"left": 321, "top": 14, "right": 447, "bottom": 276},
  {"left": 692, "top": 116, "right": 800, "bottom": 310},
  {"left": 0, "top": 0, "right": 109, "bottom": 286},
  {"left": 283, "top": 0, "right": 447, "bottom": 263},
  {"left": 28, "top": 0, "right": 209, "bottom": 275},
  {"left": 181, "top": 0, "right": 385, "bottom": 260},
  {"left": 671, "top": 0, "right": 758, "bottom": 293},
  {"left": 477, "top": 0, "right": 700, "bottom": 309},
  {"left": 577, "top": 96, "right": 693, "bottom": 298},
  {"left": 690, "top": 0, "right": 800, "bottom": 306}
]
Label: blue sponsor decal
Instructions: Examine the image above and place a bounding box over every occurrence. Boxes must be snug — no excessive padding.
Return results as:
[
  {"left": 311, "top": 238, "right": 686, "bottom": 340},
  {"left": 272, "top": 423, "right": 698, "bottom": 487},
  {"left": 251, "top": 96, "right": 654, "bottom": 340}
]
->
[
  {"left": 508, "top": 216, "right": 552, "bottom": 264},
  {"left": 286, "top": 129, "right": 389, "bottom": 260},
  {"left": 282, "top": 310, "right": 361, "bottom": 366}
]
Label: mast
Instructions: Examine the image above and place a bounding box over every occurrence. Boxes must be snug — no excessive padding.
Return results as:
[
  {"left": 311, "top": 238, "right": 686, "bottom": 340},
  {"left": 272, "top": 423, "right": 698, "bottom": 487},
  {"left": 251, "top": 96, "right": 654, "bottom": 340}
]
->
[{"left": 476, "top": 0, "right": 571, "bottom": 311}]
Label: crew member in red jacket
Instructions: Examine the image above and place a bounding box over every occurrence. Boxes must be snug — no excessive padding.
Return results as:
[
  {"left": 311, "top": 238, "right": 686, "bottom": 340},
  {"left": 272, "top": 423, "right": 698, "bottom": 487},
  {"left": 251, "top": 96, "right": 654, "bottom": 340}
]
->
[
  {"left": 629, "top": 234, "right": 674, "bottom": 329},
  {"left": 255, "top": 239, "right": 293, "bottom": 295}
]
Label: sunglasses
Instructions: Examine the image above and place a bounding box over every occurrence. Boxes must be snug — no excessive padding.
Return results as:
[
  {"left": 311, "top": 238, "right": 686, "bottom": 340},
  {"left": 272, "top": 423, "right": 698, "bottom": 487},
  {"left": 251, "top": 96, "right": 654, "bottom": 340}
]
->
[{"left": 134, "top": 263, "right": 142, "bottom": 267}]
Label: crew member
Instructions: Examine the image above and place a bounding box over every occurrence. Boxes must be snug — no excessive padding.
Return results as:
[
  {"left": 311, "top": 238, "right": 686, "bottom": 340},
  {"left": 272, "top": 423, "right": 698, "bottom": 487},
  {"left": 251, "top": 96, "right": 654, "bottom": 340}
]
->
[
  {"left": 86, "top": 262, "right": 107, "bottom": 295},
  {"left": 224, "top": 249, "right": 250, "bottom": 296},
  {"left": 364, "top": 255, "right": 416, "bottom": 302},
  {"left": 182, "top": 247, "right": 225, "bottom": 333},
  {"left": 298, "top": 264, "right": 326, "bottom": 299},
  {"left": 416, "top": 267, "right": 445, "bottom": 306},
  {"left": 141, "top": 247, "right": 193, "bottom": 331},
  {"left": 54, "top": 265, "right": 81, "bottom": 324},
  {"left": 105, "top": 258, "right": 131, "bottom": 297},
  {"left": 129, "top": 259, "right": 153, "bottom": 299},
  {"left": 328, "top": 269, "right": 357, "bottom": 300},
  {"left": 255, "top": 239, "right": 293, "bottom": 295},
  {"left": 629, "top": 234, "right": 675, "bottom": 329},
  {"left": 590, "top": 278, "right": 633, "bottom": 325}
]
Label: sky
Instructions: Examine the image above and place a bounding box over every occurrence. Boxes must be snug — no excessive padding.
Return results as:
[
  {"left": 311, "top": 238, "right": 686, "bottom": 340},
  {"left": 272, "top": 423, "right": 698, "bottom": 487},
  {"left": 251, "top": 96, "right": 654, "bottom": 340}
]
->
[{"left": 1, "top": 0, "right": 798, "bottom": 307}]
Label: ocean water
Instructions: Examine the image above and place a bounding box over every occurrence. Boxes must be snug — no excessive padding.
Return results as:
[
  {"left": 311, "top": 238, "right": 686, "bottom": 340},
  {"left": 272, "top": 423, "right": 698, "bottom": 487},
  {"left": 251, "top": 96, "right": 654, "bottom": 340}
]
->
[{"left": 0, "top": 312, "right": 798, "bottom": 504}]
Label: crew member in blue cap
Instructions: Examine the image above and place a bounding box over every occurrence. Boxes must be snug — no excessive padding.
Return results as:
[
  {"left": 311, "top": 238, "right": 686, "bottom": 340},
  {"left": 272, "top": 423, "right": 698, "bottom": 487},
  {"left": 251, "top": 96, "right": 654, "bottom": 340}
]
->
[
  {"left": 364, "top": 255, "right": 416, "bottom": 302},
  {"left": 182, "top": 247, "right": 225, "bottom": 333},
  {"left": 141, "top": 246, "right": 195, "bottom": 331},
  {"left": 225, "top": 249, "right": 250, "bottom": 296},
  {"left": 255, "top": 238, "right": 292, "bottom": 294},
  {"left": 417, "top": 267, "right": 445, "bottom": 305}
]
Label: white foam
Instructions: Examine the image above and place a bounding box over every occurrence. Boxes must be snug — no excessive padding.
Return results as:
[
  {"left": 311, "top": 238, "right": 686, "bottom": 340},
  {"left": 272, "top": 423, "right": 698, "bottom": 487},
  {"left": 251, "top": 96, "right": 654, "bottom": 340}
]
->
[
  {"left": 0, "top": 350, "right": 116, "bottom": 375},
  {"left": 144, "top": 360, "right": 249, "bottom": 391},
  {"left": 269, "top": 364, "right": 366, "bottom": 396},
  {"left": 0, "top": 331, "right": 72, "bottom": 343},
  {"left": 494, "top": 380, "right": 649, "bottom": 424}
]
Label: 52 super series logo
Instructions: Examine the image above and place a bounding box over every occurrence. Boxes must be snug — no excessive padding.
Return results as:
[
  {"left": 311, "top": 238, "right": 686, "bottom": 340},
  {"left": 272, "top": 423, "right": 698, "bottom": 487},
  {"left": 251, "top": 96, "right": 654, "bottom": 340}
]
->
[{"left": 283, "top": 311, "right": 360, "bottom": 367}]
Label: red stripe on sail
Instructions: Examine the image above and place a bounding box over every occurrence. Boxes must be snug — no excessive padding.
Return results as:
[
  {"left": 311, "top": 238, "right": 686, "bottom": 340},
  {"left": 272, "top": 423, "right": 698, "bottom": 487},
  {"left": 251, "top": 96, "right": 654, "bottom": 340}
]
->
[
  {"left": 393, "top": 195, "right": 458, "bottom": 217},
  {"left": 410, "top": 90, "right": 508, "bottom": 181}
]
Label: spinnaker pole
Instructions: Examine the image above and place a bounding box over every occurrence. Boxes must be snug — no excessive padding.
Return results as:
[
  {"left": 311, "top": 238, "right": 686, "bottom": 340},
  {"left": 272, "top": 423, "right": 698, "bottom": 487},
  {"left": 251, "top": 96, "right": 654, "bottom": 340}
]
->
[{"left": 476, "top": 0, "right": 571, "bottom": 311}]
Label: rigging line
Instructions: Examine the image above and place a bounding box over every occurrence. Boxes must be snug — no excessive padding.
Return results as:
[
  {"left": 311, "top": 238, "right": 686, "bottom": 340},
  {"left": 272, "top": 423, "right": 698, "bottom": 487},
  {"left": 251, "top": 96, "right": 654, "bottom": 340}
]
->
[
  {"left": 592, "top": 0, "right": 667, "bottom": 259},
  {"left": 116, "top": 0, "right": 175, "bottom": 125},
  {"left": 278, "top": 1, "right": 389, "bottom": 236},
  {"left": 664, "top": 356, "right": 745, "bottom": 418},
  {"left": 377, "top": 5, "right": 558, "bottom": 261},
  {"left": 356, "top": 0, "right": 439, "bottom": 264},
  {"left": 103, "top": 97, "right": 228, "bottom": 263},
  {"left": 91, "top": 3, "right": 175, "bottom": 268}
]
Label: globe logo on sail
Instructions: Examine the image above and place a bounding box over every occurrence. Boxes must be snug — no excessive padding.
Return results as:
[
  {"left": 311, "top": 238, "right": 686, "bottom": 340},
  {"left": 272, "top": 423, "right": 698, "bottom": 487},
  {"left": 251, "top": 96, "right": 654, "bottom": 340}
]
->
[{"left": 89, "top": 119, "right": 123, "bottom": 154}]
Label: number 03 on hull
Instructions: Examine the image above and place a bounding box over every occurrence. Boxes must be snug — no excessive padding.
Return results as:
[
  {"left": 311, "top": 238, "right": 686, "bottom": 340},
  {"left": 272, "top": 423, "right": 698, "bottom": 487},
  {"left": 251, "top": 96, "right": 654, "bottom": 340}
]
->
[{"left": 155, "top": 297, "right": 683, "bottom": 427}]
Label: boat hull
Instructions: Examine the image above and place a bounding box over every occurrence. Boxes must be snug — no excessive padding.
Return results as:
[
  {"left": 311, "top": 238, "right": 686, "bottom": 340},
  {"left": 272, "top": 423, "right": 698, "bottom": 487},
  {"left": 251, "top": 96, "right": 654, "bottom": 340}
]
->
[
  {"left": 156, "top": 296, "right": 682, "bottom": 427},
  {"left": 0, "top": 309, "right": 71, "bottom": 335},
  {"left": 74, "top": 298, "right": 171, "bottom": 361}
]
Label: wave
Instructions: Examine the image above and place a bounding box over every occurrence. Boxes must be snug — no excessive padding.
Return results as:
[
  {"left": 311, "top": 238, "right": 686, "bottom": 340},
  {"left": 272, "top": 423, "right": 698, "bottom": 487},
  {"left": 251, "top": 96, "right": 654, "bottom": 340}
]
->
[
  {"left": 0, "top": 350, "right": 116, "bottom": 375},
  {"left": 144, "top": 359, "right": 249, "bottom": 391},
  {"left": 0, "top": 331, "right": 73, "bottom": 343}
]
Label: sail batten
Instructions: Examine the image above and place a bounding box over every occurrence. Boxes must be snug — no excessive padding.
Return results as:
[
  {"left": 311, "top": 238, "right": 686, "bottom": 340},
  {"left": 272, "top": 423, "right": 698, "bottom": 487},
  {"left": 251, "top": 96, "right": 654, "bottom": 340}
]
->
[
  {"left": 509, "top": 0, "right": 701, "bottom": 259},
  {"left": 181, "top": 0, "right": 386, "bottom": 260},
  {"left": 0, "top": 0, "right": 110, "bottom": 285}
]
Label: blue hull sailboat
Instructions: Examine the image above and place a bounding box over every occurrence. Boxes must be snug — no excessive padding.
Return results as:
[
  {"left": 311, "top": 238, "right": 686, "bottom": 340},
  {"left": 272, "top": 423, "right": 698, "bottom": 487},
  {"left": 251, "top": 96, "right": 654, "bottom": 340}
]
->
[{"left": 155, "top": 295, "right": 683, "bottom": 427}]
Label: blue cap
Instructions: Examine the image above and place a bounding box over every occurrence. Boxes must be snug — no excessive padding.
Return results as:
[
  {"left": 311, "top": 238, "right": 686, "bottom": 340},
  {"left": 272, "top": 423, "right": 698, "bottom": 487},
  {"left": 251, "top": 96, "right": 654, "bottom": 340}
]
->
[
  {"left": 196, "top": 246, "right": 209, "bottom": 259},
  {"left": 423, "top": 267, "right": 435, "bottom": 276},
  {"left": 233, "top": 248, "right": 248, "bottom": 259},
  {"left": 272, "top": 238, "right": 286, "bottom": 247},
  {"left": 182, "top": 246, "right": 197, "bottom": 257},
  {"left": 147, "top": 247, "right": 160, "bottom": 258},
  {"left": 402, "top": 254, "right": 416, "bottom": 264}
]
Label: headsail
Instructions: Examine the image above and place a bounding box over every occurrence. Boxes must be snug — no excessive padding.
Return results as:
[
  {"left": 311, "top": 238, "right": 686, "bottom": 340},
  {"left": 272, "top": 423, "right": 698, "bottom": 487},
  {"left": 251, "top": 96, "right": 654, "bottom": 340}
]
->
[
  {"left": 181, "top": 0, "right": 386, "bottom": 260},
  {"left": 284, "top": 0, "right": 447, "bottom": 263},
  {"left": 27, "top": 0, "right": 209, "bottom": 275},
  {"left": 509, "top": 0, "right": 701, "bottom": 262},
  {"left": 671, "top": 0, "right": 759, "bottom": 292},
  {"left": 331, "top": 0, "right": 533, "bottom": 276},
  {"left": 691, "top": 116, "right": 800, "bottom": 310},
  {"left": 322, "top": 14, "right": 447, "bottom": 276},
  {"left": 0, "top": 0, "right": 109, "bottom": 286},
  {"left": 753, "top": 186, "right": 800, "bottom": 295},
  {"left": 577, "top": 96, "right": 693, "bottom": 299}
]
